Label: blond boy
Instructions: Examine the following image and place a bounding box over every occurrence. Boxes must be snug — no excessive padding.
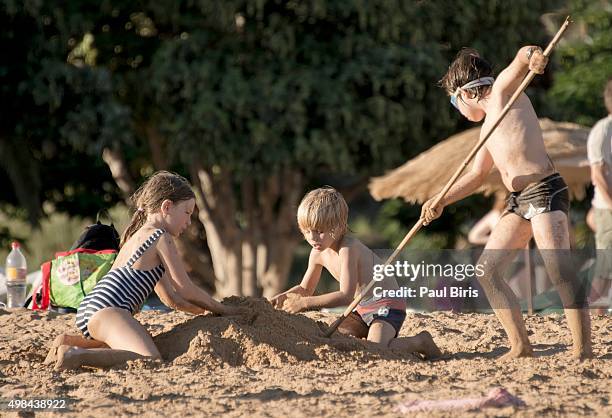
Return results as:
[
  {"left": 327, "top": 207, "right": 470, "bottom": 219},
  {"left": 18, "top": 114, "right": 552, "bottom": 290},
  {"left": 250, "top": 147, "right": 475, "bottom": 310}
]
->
[{"left": 271, "top": 188, "right": 441, "bottom": 359}]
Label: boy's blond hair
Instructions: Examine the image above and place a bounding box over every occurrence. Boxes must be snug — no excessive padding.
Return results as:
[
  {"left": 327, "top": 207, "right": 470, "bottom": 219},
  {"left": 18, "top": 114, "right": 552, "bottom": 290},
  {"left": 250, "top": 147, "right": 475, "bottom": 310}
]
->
[{"left": 297, "top": 187, "right": 348, "bottom": 238}]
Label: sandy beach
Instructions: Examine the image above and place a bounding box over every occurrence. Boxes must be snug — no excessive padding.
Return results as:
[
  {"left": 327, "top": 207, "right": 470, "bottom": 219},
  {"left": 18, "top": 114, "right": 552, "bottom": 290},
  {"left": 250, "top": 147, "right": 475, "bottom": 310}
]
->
[{"left": 0, "top": 297, "right": 610, "bottom": 417}]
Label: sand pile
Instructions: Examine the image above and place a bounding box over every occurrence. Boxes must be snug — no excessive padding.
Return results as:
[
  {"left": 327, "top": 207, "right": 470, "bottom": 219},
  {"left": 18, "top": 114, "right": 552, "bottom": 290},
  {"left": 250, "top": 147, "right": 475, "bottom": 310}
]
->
[
  {"left": 154, "top": 297, "right": 399, "bottom": 368},
  {"left": 0, "top": 304, "right": 609, "bottom": 416}
]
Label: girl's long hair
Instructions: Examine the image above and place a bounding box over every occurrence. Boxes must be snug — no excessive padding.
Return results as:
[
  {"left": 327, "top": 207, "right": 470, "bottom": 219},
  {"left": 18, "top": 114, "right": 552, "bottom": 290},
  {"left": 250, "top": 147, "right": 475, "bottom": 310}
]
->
[{"left": 120, "top": 171, "right": 195, "bottom": 247}]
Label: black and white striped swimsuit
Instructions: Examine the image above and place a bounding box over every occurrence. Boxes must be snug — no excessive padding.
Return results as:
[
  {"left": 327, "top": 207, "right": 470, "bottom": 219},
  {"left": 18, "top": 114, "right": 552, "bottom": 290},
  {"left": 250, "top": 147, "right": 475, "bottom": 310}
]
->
[{"left": 76, "top": 229, "right": 166, "bottom": 338}]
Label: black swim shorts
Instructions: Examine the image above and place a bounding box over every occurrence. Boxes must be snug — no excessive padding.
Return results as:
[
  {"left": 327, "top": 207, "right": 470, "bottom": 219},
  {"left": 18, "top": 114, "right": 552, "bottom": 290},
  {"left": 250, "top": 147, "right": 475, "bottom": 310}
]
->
[{"left": 504, "top": 173, "right": 569, "bottom": 221}]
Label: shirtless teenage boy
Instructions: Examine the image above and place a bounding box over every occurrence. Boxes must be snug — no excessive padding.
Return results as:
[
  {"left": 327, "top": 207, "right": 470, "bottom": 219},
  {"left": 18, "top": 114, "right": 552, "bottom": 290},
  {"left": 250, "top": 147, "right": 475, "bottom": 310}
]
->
[{"left": 421, "top": 46, "right": 592, "bottom": 360}]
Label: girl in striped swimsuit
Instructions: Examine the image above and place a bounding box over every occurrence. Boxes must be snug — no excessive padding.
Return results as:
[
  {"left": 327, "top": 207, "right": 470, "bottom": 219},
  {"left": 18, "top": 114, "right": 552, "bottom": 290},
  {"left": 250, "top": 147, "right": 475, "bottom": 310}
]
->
[{"left": 47, "top": 171, "right": 243, "bottom": 370}]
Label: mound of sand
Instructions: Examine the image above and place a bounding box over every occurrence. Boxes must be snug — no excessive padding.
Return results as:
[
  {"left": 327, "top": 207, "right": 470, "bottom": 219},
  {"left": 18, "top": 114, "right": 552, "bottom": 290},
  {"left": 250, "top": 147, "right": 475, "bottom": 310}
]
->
[{"left": 154, "top": 297, "right": 404, "bottom": 368}]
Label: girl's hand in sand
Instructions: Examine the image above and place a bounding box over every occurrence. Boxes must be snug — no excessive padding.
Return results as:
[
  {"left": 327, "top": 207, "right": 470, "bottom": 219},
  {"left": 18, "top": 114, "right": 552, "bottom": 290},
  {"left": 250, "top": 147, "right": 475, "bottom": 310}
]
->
[
  {"left": 282, "top": 294, "right": 306, "bottom": 314},
  {"left": 270, "top": 293, "right": 288, "bottom": 309}
]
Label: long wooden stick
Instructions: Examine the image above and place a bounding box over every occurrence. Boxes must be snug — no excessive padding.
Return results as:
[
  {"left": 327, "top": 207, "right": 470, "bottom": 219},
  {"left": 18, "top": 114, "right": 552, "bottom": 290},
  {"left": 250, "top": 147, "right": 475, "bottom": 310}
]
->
[{"left": 325, "top": 16, "right": 572, "bottom": 338}]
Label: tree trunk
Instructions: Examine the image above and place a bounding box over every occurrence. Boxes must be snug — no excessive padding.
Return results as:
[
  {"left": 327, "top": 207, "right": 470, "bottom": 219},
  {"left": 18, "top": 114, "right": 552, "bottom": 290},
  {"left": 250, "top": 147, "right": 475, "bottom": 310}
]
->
[
  {"left": 143, "top": 124, "right": 168, "bottom": 171},
  {"left": 191, "top": 164, "right": 242, "bottom": 297},
  {"left": 258, "top": 167, "right": 303, "bottom": 298},
  {"left": 191, "top": 163, "right": 302, "bottom": 299},
  {"left": 102, "top": 144, "right": 135, "bottom": 197},
  {"left": 241, "top": 176, "right": 259, "bottom": 296}
]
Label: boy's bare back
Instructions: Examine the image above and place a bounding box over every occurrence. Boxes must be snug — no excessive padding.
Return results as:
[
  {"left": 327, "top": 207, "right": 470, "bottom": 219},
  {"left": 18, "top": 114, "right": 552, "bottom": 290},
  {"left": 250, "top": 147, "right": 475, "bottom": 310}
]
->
[{"left": 315, "top": 236, "right": 399, "bottom": 299}]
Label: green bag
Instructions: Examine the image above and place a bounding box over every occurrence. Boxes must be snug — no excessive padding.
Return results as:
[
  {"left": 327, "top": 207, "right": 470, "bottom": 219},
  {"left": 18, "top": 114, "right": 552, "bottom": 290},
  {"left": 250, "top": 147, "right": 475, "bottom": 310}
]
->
[{"left": 48, "top": 249, "right": 117, "bottom": 310}]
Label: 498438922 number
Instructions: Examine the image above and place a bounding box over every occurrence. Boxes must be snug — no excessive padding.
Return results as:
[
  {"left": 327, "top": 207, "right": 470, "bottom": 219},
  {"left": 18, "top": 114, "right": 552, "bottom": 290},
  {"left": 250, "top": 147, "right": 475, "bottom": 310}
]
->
[{"left": 6, "top": 399, "right": 67, "bottom": 409}]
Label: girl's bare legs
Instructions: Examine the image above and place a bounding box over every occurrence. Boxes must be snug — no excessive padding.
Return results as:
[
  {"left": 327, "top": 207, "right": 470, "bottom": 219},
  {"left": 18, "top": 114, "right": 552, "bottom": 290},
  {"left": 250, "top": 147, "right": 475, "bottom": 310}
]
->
[
  {"left": 367, "top": 320, "right": 442, "bottom": 360},
  {"left": 55, "top": 307, "right": 161, "bottom": 370},
  {"left": 44, "top": 334, "right": 108, "bottom": 364}
]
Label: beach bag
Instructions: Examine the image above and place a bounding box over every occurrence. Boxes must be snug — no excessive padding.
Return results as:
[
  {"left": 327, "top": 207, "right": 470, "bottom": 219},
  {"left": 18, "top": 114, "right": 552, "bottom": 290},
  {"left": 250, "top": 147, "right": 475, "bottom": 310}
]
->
[
  {"left": 48, "top": 248, "right": 118, "bottom": 309},
  {"left": 31, "top": 211, "right": 120, "bottom": 311}
]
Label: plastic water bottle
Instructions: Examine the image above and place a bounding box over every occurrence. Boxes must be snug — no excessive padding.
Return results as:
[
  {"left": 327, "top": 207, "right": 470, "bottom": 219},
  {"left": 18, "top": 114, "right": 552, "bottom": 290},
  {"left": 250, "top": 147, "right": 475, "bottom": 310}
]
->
[{"left": 6, "top": 241, "right": 27, "bottom": 309}]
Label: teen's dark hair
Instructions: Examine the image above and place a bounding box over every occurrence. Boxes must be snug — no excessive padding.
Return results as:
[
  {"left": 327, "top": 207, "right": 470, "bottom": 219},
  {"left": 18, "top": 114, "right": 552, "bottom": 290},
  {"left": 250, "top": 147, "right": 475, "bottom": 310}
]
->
[{"left": 439, "top": 48, "right": 494, "bottom": 101}]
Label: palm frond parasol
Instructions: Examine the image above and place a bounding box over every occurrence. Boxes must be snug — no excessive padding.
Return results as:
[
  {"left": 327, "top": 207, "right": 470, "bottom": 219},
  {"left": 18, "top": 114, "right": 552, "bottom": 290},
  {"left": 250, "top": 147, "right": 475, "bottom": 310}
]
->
[{"left": 369, "top": 119, "right": 591, "bottom": 204}]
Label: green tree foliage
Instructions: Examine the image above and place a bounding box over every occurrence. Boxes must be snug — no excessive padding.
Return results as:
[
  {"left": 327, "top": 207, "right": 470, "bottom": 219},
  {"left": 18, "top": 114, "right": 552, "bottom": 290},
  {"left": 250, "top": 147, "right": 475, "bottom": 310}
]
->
[
  {"left": 1, "top": 0, "right": 563, "bottom": 291},
  {"left": 2, "top": 0, "right": 561, "bottom": 191},
  {"left": 547, "top": 0, "right": 612, "bottom": 126},
  {"left": 0, "top": 1, "right": 127, "bottom": 223},
  {"left": 137, "top": 0, "right": 560, "bottom": 178}
]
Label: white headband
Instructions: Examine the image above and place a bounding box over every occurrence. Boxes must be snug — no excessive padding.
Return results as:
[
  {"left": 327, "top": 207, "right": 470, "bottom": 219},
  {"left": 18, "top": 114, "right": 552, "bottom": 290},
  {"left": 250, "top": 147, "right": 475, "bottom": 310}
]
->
[{"left": 455, "top": 77, "right": 495, "bottom": 94}]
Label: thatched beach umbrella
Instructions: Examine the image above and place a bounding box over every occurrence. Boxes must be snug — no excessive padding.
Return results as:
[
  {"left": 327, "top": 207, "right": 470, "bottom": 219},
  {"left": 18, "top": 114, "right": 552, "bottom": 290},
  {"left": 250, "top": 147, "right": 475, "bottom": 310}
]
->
[{"left": 369, "top": 118, "right": 591, "bottom": 204}]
